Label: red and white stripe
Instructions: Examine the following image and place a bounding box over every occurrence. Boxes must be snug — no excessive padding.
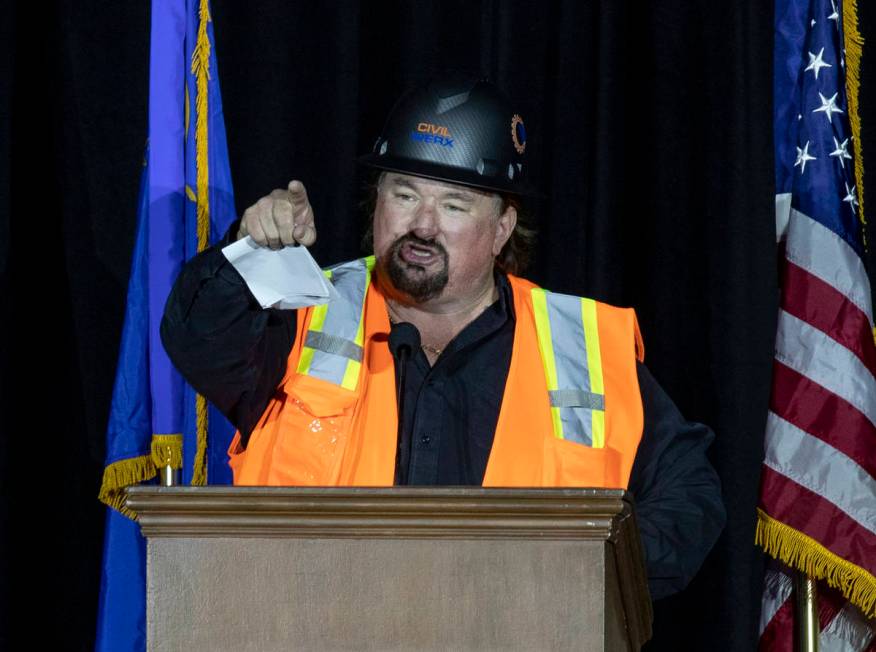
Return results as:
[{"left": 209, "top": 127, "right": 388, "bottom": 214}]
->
[{"left": 759, "top": 200, "right": 876, "bottom": 649}]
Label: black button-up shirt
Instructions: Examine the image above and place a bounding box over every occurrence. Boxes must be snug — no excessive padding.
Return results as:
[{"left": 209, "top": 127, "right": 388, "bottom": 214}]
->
[{"left": 394, "top": 272, "right": 514, "bottom": 486}]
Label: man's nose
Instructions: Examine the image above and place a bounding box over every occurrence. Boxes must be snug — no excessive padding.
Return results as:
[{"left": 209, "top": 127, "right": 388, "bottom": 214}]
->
[{"left": 410, "top": 198, "right": 439, "bottom": 236}]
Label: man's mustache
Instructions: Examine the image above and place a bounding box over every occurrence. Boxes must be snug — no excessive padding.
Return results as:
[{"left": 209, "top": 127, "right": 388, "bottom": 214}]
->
[{"left": 390, "top": 233, "right": 449, "bottom": 260}]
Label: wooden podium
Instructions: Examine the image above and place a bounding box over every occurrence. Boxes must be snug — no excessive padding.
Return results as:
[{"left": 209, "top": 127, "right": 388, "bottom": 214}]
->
[{"left": 127, "top": 487, "right": 652, "bottom": 651}]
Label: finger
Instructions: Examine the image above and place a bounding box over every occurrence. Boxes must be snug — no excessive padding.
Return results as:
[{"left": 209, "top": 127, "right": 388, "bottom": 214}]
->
[
  {"left": 287, "top": 179, "right": 308, "bottom": 205},
  {"left": 256, "top": 197, "right": 282, "bottom": 249},
  {"left": 240, "top": 206, "right": 264, "bottom": 244},
  {"left": 271, "top": 196, "right": 296, "bottom": 246},
  {"left": 293, "top": 222, "right": 317, "bottom": 247},
  {"left": 287, "top": 180, "right": 313, "bottom": 225},
  {"left": 246, "top": 213, "right": 267, "bottom": 247}
]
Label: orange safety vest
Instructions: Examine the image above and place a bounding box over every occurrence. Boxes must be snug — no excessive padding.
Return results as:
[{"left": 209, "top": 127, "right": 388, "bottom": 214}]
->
[{"left": 229, "top": 257, "right": 645, "bottom": 488}]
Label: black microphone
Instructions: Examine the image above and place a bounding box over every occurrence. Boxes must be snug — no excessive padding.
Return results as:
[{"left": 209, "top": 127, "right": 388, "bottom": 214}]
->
[
  {"left": 388, "top": 322, "right": 421, "bottom": 484},
  {"left": 388, "top": 322, "right": 421, "bottom": 360}
]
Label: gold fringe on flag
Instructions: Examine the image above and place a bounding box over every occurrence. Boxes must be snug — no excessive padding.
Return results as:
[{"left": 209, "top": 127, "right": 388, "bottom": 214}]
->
[
  {"left": 191, "top": 0, "right": 211, "bottom": 254},
  {"left": 756, "top": 508, "right": 876, "bottom": 618},
  {"left": 843, "top": 0, "right": 867, "bottom": 246},
  {"left": 98, "top": 455, "right": 155, "bottom": 518},
  {"left": 189, "top": 0, "right": 213, "bottom": 485},
  {"left": 150, "top": 433, "right": 184, "bottom": 469},
  {"left": 192, "top": 394, "right": 209, "bottom": 485},
  {"left": 98, "top": 434, "right": 184, "bottom": 519}
]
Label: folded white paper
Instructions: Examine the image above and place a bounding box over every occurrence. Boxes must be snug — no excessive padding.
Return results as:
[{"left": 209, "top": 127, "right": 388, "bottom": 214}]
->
[{"left": 221, "top": 237, "right": 339, "bottom": 310}]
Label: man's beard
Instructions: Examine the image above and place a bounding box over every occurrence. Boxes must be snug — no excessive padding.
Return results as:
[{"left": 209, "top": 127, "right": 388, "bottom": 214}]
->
[{"left": 379, "top": 233, "right": 449, "bottom": 303}]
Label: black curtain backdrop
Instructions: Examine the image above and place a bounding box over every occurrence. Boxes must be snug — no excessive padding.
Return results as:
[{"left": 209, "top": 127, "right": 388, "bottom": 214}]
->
[{"left": 2, "top": 1, "right": 875, "bottom": 649}]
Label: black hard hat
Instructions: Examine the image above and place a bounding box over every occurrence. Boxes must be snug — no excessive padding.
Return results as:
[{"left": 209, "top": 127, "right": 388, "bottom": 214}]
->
[{"left": 359, "top": 75, "right": 529, "bottom": 195}]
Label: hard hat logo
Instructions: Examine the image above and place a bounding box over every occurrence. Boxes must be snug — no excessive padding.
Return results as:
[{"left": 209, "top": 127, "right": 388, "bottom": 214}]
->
[
  {"left": 511, "top": 114, "right": 526, "bottom": 155},
  {"left": 416, "top": 123, "right": 451, "bottom": 136},
  {"left": 412, "top": 122, "right": 454, "bottom": 148}
]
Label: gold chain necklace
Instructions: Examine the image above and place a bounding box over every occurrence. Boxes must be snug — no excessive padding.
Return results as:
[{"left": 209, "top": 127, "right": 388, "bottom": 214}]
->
[
  {"left": 420, "top": 343, "right": 443, "bottom": 356},
  {"left": 387, "top": 305, "right": 443, "bottom": 357}
]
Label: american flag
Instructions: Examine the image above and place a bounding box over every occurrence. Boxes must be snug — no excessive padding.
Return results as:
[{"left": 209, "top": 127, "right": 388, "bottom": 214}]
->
[{"left": 757, "top": 0, "right": 876, "bottom": 649}]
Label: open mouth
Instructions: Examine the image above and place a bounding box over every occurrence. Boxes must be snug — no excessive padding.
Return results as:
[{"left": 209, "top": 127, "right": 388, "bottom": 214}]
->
[{"left": 398, "top": 241, "right": 442, "bottom": 267}]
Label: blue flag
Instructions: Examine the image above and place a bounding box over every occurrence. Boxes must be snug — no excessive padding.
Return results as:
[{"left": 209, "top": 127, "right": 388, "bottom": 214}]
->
[{"left": 95, "top": 1, "right": 237, "bottom": 649}]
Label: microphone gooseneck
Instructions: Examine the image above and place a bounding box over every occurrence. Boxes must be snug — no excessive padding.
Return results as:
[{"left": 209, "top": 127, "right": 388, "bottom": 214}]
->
[{"left": 389, "top": 323, "right": 421, "bottom": 484}]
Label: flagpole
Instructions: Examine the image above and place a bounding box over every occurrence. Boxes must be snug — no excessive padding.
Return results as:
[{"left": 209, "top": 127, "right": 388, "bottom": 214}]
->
[
  {"left": 795, "top": 572, "right": 819, "bottom": 652},
  {"left": 159, "top": 464, "right": 178, "bottom": 487}
]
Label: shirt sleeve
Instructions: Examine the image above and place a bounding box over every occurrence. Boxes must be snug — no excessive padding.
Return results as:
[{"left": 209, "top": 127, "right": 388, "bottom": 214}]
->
[
  {"left": 628, "top": 362, "right": 727, "bottom": 600},
  {"left": 159, "top": 228, "right": 297, "bottom": 446}
]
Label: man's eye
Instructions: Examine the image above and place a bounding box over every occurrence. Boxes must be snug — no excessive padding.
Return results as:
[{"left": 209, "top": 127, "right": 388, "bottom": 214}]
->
[
  {"left": 395, "top": 193, "right": 415, "bottom": 201},
  {"left": 444, "top": 204, "right": 467, "bottom": 213}
]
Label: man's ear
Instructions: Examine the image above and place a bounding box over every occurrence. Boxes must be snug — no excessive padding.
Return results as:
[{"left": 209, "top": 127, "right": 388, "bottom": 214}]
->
[{"left": 492, "top": 203, "right": 518, "bottom": 256}]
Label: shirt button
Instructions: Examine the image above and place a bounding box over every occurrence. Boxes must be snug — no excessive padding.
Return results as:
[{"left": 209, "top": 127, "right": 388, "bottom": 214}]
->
[{"left": 420, "top": 433, "right": 431, "bottom": 445}]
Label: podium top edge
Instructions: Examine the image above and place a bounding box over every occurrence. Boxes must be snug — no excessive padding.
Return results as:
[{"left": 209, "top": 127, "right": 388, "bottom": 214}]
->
[
  {"left": 127, "top": 486, "right": 628, "bottom": 497},
  {"left": 125, "top": 486, "right": 632, "bottom": 519}
]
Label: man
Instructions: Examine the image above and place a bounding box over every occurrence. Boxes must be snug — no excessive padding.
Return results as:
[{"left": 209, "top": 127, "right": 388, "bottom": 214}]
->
[{"left": 161, "top": 76, "right": 725, "bottom": 598}]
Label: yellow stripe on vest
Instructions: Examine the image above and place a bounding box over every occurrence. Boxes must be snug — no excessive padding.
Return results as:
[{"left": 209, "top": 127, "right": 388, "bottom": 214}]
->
[
  {"left": 581, "top": 298, "right": 605, "bottom": 448},
  {"left": 296, "top": 269, "right": 333, "bottom": 376},
  {"left": 339, "top": 262, "right": 373, "bottom": 391},
  {"left": 531, "top": 288, "right": 564, "bottom": 439}
]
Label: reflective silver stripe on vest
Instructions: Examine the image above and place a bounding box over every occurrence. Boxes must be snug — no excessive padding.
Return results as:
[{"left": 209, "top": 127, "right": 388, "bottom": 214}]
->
[
  {"left": 303, "top": 331, "right": 363, "bottom": 362},
  {"left": 549, "top": 389, "right": 605, "bottom": 410},
  {"left": 301, "top": 258, "right": 370, "bottom": 387},
  {"left": 544, "top": 291, "right": 604, "bottom": 446}
]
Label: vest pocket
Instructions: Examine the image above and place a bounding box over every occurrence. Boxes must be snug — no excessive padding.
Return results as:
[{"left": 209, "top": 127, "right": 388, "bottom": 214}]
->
[
  {"left": 253, "top": 374, "right": 358, "bottom": 486},
  {"left": 542, "top": 436, "right": 623, "bottom": 488}
]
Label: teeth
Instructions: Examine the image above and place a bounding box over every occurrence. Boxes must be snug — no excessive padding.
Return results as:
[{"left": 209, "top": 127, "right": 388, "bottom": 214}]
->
[{"left": 409, "top": 246, "right": 433, "bottom": 258}]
